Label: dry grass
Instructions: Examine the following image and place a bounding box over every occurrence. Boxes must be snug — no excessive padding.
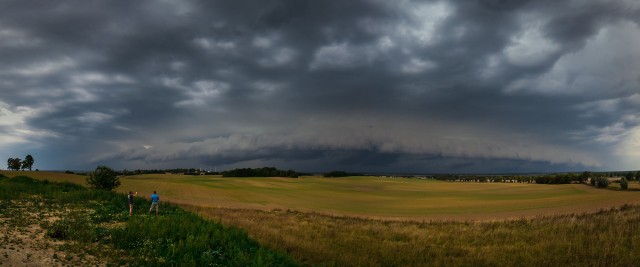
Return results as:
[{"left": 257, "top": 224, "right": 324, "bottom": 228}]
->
[
  {"left": 0, "top": 171, "right": 87, "bottom": 185},
  {"left": 6, "top": 171, "right": 640, "bottom": 265},
  {"left": 8, "top": 171, "right": 640, "bottom": 220},
  {"left": 188, "top": 204, "right": 640, "bottom": 266}
]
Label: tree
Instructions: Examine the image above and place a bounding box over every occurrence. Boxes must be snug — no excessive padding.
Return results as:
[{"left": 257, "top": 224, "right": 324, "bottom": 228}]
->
[
  {"left": 579, "top": 171, "right": 591, "bottom": 183},
  {"left": 86, "top": 166, "right": 120, "bottom": 190},
  {"left": 625, "top": 172, "right": 634, "bottom": 181},
  {"left": 620, "top": 177, "right": 629, "bottom": 190},
  {"left": 596, "top": 177, "right": 609, "bottom": 188},
  {"left": 7, "top": 158, "right": 22, "bottom": 171},
  {"left": 22, "top": 154, "right": 34, "bottom": 171}
]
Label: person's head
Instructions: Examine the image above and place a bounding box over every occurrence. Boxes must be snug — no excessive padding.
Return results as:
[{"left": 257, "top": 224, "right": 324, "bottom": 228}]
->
[
  {"left": 129, "top": 191, "right": 132, "bottom": 194},
  {"left": 154, "top": 191, "right": 156, "bottom": 194}
]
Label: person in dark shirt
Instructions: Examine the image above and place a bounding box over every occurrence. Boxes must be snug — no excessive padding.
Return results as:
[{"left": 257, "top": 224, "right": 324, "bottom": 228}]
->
[{"left": 128, "top": 191, "right": 137, "bottom": 216}]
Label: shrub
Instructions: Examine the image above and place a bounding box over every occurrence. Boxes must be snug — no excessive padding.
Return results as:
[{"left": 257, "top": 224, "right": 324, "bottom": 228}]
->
[
  {"left": 86, "top": 166, "right": 120, "bottom": 191},
  {"left": 620, "top": 177, "right": 629, "bottom": 190},
  {"left": 590, "top": 177, "right": 597, "bottom": 186},
  {"left": 595, "top": 177, "right": 609, "bottom": 188}
]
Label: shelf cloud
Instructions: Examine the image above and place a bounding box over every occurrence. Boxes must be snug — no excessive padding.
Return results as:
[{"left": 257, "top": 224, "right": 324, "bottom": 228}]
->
[{"left": 1, "top": 0, "right": 639, "bottom": 173}]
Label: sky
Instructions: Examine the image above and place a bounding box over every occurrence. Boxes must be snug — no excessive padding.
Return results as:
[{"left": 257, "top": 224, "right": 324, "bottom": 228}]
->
[{"left": 1, "top": 0, "right": 640, "bottom": 173}]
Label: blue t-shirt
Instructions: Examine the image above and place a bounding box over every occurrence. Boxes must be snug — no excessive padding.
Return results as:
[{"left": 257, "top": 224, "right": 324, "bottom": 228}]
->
[{"left": 151, "top": 193, "right": 159, "bottom": 203}]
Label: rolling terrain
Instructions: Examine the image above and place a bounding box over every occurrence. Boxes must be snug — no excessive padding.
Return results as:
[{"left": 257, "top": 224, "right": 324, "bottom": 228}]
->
[{"left": 6, "top": 171, "right": 640, "bottom": 220}]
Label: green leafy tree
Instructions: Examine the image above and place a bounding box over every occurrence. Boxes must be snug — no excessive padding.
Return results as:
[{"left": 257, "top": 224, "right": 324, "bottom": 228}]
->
[
  {"left": 86, "top": 166, "right": 120, "bottom": 190},
  {"left": 7, "top": 158, "right": 22, "bottom": 171},
  {"left": 620, "top": 177, "right": 629, "bottom": 190},
  {"left": 625, "top": 172, "right": 634, "bottom": 181},
  {"left": 22, "top": 154, "right": 34, "bottom": 171},
  {"left": 596, "top": 177, "right": 609, "bottom": 188},
  {"left": 579, "top": 171, "right": 591, "bottom": 183}
]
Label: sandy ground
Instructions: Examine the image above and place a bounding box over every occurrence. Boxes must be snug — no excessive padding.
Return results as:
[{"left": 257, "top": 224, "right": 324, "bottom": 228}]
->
[
  {"left": 0, "top": 220, "right": 105, "bottom": 266},
  {"left": 0, "top": 201, "right": 108, "bottom": 267}
]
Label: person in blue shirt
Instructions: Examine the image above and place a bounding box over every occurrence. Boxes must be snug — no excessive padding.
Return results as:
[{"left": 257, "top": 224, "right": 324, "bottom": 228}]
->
[{"left": 149, "top": 191, "right": 159, "bottom": 216}]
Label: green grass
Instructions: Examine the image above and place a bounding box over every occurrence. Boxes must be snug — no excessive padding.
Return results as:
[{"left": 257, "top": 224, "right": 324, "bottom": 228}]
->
[{"left": 0, "top": 174, "right": 295, "bottom": 266}]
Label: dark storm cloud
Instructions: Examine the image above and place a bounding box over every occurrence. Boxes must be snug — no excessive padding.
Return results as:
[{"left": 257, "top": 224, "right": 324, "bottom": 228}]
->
[{"left": 1, "top": 0, "right": 639, "bottom": 172}]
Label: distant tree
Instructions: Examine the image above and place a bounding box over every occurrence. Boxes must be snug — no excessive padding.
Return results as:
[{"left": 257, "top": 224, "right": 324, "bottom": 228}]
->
[
  {"left": 22, "top": 154, "right": 34, "bottom": 171},
  {"left": 324, "top": 171, "right": 345, "bottom": 178},
  {"left": 579, "top": 171, "right": 591, "bottom": 183},
  {"left": 7, "top": 158, "right": 22, "bottom": 171},
  {"left": 221, "top": 167, "right": 302, "bottom": 178},
  {"left": 596, "top": 177, "right": 609, "bottom": 188},
  {"left": 86, "top": 166, "right": 120, "bottom": 190},
  {"left": 620, "top": 177, "right": 629, "bottom": 190},
  {"left": 624, "top": 172, "right": 635, "bottom": 181},
  {"left": 637, "top": 171, "right": 640, "bottom": 184}
]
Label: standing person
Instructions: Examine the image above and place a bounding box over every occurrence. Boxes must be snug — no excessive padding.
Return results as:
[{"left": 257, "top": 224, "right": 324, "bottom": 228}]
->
[
  {"left": 149, "top": 191, "right": 159, "bottom": 216},
  {"left": 128, "top": 191, "right": 138, "bottom": 216}
]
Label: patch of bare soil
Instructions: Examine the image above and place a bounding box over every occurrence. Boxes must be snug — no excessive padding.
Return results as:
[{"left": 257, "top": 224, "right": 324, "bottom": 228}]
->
[{"left": 0, "top": 201, "right": 108, "bottom": 267}]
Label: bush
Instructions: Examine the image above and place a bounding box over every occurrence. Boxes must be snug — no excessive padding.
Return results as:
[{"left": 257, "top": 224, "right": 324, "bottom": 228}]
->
[
  {"left": 86, "top": 166, "right": 120, "bottom": 191},
  {"left": 595, "top": 177, "right": 609, "bottom": 188},
  {"left": 620, "top": 177, "right": 629, "bottom": 190},
  {"left": 590, "top": 177, "right": 597, "bottom": 186}
]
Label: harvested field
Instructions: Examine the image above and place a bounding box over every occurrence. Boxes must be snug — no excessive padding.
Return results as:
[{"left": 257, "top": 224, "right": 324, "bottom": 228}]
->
[{"left": 8, "top": 171, "right": 640, "bottom": 221}]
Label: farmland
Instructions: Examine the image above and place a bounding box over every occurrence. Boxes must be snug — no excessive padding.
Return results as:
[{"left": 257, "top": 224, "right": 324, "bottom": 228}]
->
[
  {"left": 5, "top": 171, "right": 640, "bottom": 221},
  {"left": 4, "top": 170, "right": 640, "bottom": 266}
]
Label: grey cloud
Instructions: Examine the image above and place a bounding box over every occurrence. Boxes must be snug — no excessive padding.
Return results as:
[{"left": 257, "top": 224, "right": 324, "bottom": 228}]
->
[{"left": 0, "top": 0, "right": 638, "bottom": 172}]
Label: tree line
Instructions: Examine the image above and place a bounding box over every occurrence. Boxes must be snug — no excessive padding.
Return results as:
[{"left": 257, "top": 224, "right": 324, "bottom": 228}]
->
[
  {"left": 433, "top": 174, "right": 535, "bottom": 183},
  {"left": 432, "top": 171, "right": 640, "bottom": 185},
  {"left": 6, "top": 154, "right": 35, "bottom": 171},
  {"left": 324, "top": 171, "right": 364, "bottom": 177},
  {"left": 64, "top": 168, "right": 221, "bottom": 176},
  {"left": 121, "top": 168, "right": 219, "bottom": 176},
  {"left": 221, "top": 167, "right": 302, "bottom": 178}
]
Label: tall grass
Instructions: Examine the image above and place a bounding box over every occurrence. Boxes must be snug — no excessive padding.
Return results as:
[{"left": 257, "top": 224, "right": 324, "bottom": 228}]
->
[
  {"left": 190, "top": 205, "right": 640, "bottom": 266},
  {"left": 0, "top": 175, "right": 295, "bottom": 266}
]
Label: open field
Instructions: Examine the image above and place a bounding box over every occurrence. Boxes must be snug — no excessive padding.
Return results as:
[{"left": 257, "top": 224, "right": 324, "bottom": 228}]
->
[
  {"left": 5, "top": 171, "right": 640, "bottom": 266},
  {"left": 5, "top": 171, "right": 640, "bottom": 221},
  {"left": 189, "top": 204, "right": 640, "bottom": 266}
]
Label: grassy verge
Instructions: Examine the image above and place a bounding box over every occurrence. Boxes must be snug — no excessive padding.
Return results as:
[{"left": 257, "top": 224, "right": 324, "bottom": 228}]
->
[
  {"left": 0, "top": 174, "right": 295, "bottom": 266},
  {"left": 189, "top": 204, "right": 640, "bottom": 266}
]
